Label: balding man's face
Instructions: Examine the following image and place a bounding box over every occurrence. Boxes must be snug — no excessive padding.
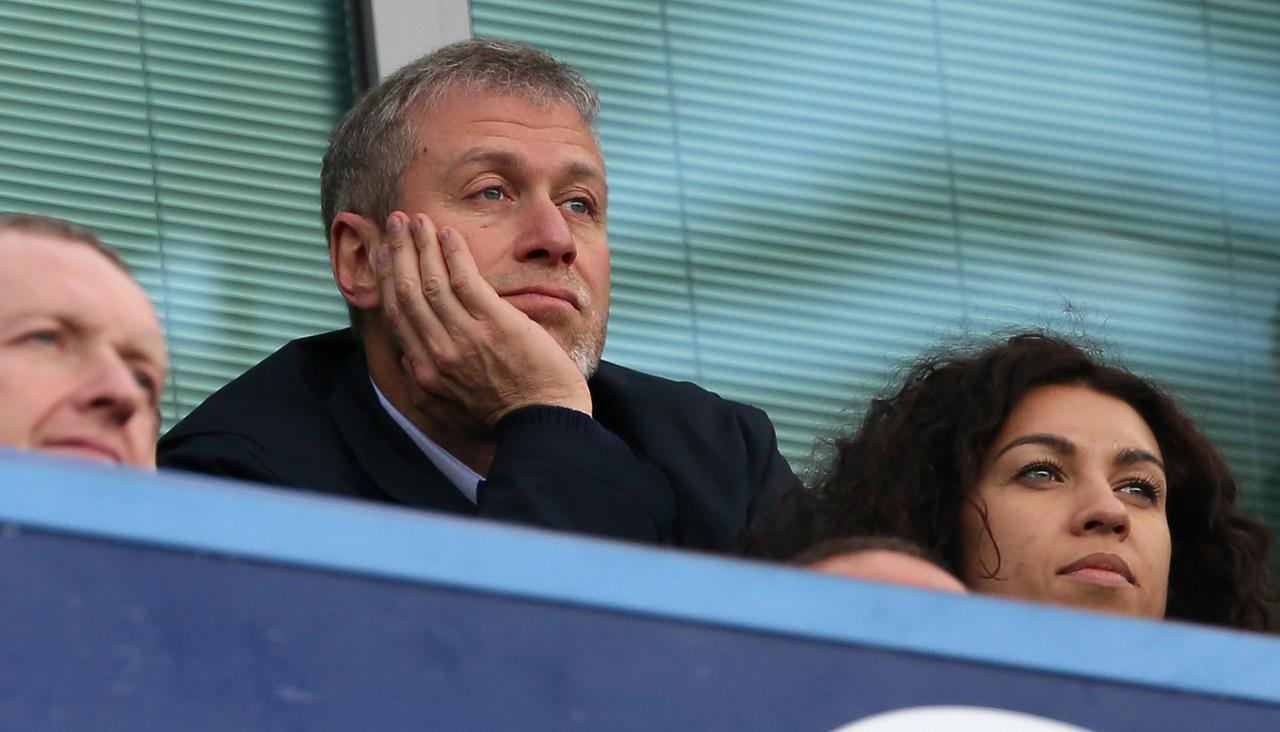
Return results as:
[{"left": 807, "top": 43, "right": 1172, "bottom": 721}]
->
[{"left": 0, "top": 233, "right": 167, "bottom": 468}]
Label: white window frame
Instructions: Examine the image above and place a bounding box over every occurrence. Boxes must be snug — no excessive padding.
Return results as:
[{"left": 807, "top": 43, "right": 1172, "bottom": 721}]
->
[{"left": 362, "top": 0, "right": 473, "bottom": 80}]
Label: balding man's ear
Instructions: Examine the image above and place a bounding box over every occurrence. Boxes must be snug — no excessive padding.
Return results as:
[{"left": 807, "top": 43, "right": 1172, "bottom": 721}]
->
[{"left": 331, "top": 212, "right": 381, "bottom": 310}]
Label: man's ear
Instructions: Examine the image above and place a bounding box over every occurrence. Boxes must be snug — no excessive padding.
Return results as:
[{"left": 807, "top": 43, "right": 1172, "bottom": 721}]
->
[{"left": 331, "top": 212, "right": 381, "bottom": 310}]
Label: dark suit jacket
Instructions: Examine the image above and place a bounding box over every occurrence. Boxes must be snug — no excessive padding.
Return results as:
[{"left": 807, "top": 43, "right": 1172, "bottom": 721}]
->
[{"left": 158, "top": 330, "right": 796, "bottom": 551}]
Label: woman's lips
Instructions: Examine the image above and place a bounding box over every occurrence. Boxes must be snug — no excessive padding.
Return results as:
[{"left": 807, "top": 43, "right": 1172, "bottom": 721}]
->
[{"left": 1057, "top": 552, "right": 1136, "bottom": 588}]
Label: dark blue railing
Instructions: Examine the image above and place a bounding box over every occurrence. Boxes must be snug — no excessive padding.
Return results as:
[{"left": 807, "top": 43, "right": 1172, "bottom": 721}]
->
[{"left": 1, "top": 448, "right": 1277, "bottom": 730}]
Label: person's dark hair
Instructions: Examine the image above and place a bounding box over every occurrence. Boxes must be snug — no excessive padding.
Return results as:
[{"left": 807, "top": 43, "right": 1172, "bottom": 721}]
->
[
  {"left": 778, "top": 332, "right": 1275, "bottom": 630},
  {"left": 0, "top": 212, "right": 130, "bottom": 273}
]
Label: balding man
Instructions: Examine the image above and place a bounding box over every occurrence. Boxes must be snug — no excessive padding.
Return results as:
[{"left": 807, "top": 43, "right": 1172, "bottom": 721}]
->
[
  {"left": 798, "top": 537, "right": 968, "bottom": 594},
  {"left": 0, "top": 214, "right": 167, "bottom": 468},
  {"left": 159, "top": 40, "right": 795, "bottom": 550}
]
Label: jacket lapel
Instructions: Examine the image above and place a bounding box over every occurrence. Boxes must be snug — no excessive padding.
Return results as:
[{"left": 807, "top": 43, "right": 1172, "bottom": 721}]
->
[{"left": 326, "top": 348, "right": 478, "bottom": 515}]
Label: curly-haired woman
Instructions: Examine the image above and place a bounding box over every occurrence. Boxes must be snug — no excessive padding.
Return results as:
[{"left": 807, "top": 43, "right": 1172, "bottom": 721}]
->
[{"left": 768, "top": 332, "right": 1275, "bottom": 630}]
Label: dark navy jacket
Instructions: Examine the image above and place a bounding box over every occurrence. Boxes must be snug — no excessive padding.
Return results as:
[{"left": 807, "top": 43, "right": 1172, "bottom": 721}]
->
[{"left": 158, "top": 329, "right": 795, "bottom": 551}]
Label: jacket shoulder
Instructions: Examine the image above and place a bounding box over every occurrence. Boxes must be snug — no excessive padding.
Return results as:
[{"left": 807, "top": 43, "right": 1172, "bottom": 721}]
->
[
  {"left": 592, "top": 360, "right": 766, "bottom": 421},
  {"left": 160, "top": 329, "right": 356, "bottom": 443}
]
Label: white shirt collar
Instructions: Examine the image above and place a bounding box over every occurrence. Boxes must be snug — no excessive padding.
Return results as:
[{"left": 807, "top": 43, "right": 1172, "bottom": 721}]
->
[{"left": 370, "top": 379, "right": 482, "bottom": 504}]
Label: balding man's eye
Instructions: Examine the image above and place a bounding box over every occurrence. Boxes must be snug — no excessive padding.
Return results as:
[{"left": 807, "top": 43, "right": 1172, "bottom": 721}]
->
[
  {"left": 20, "top": 328, "right": 61, "bottom": 347},
  {"left": 133, "top": 371, "right": 159, "bottom": 401}
]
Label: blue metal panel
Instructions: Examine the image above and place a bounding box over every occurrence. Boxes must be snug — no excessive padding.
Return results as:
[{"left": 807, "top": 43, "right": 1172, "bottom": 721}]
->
[{"left": 1, "top": 449, "right": 1278, "bottom": 730}]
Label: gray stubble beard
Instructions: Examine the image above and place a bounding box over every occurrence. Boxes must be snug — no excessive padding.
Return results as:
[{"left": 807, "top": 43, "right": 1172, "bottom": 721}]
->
[{"left": 566, "top": 324, "right": 606, "bottom": 380}]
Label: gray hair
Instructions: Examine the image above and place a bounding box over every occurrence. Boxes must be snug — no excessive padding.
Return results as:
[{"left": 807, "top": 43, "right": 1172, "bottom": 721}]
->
[
  {"left": 320, "top": 38, "right": 601, "bottom": 240},
  {"left": 0, "top": 212, "right": 130, "bottom": 274}
]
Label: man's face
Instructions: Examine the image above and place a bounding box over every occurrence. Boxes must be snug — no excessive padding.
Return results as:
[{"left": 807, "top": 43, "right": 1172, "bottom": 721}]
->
[
  {"left": 0, "top": 232, "right": 168, "bottom": 467},
  {"left": 397, "top": 88, "right": 611, "bottom": 375}
]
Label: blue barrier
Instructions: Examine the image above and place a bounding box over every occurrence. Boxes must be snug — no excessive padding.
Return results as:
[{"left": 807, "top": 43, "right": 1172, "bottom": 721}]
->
[{"left": 1, "top": 448, "right": 1277, "bottom": 730}]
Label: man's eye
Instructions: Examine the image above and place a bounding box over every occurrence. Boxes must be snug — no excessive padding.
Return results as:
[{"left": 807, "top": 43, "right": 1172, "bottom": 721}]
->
[
  {"left": 562, "top": 199, "right": 591, "bottom": 215},
  {"left": 23, "top": 329, "right": 60, "bottom": 345},
  {"left": 133, "top": 371, "right": 158, "bottom": 398},
  {"left": 479, "top": 187, "right": 504, "bottom": 201}
]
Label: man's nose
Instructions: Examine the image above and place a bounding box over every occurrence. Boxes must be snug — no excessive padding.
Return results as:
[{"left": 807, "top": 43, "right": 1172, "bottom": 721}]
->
[
  {"left": 1070, "top": 477, "right": 1130, "bottom": 540},
  {"left": 73, "top": 350, "right": 146, "bottom": 424},
  {"left": 514, "top": 197, "right": 576, "bottom": 266}
]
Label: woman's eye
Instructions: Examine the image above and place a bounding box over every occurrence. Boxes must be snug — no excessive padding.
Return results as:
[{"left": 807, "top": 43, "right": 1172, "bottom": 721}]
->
[
  {"left": 1016, "top": 463, "right": 1062, "bottom": 483},
  {"left": 1117, "top": 480, "right": 1162, "bottom": 503}
]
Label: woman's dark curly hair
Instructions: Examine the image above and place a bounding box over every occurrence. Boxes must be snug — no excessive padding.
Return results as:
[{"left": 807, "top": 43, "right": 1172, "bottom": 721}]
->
[{"left": 776, "top": 332, "right": 1275, "bottom": 630}]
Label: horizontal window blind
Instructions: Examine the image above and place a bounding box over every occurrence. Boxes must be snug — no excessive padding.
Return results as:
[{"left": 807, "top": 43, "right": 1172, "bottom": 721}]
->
[
  {"left": 472, "top": 1, "right": 1280, "bottom": 532},
  {"left": 0, "top": 0, "right": 359, "bottom": 427}
]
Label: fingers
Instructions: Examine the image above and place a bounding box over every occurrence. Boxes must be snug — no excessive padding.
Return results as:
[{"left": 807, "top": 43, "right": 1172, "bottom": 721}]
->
[
  {"left": 371, "top": 213, "right": 592, "bottom": 424},
  {"left": 375, "top": 212, "right": 441, "bottom": 371},
  {"left": 411, "top": 214, "right": 469, "bottom": 330},
  {"left": 377, "top": 212, "right": 503, "bottom": 394},
  {"left": 437, "top": 225, "right": 505, "bottom": 318}
]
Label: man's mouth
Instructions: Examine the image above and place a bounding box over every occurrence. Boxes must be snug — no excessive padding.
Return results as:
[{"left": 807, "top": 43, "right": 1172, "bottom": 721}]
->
[
  {"left": 42, "top": 438, "right": 124, "bottom": 465},
  {"left": 500, "top": 285, "right": 582, "bottom": 312}
]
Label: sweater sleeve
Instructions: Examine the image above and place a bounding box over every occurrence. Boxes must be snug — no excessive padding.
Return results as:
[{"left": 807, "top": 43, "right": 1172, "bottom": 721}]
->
[{"left": 477, "top": 405, "right": 677, "bottom": 544}]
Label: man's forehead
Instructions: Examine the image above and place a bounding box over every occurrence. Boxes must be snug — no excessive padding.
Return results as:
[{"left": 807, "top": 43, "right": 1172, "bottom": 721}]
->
[
  {"left": 0, "top": 230, "right": 122, "bottom": 271},
  {"left": 442, "top": 146, "right": 606, "bottom": 181},
  {"left": 0, "top": 234, "right": 73, "bottom": 288},
  {"left": 414, "top": 89, "right": 598, "bottom": 147},
  {"left": 0, "top": 237, "right": 167, "bottom": 363}
]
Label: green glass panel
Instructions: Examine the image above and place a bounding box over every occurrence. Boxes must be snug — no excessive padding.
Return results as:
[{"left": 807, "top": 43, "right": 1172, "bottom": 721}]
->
[
  {"left": 473, "top": 0, "right": 1280, "bottom": 540},
  {"left": 0, "top": 0, "right": 360, "bottom": 426}
]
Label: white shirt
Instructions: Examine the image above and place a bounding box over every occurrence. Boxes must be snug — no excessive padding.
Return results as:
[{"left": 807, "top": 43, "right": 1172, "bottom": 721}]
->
[{"left": 371, "top": 380, "right": 483, "bottom": 504}]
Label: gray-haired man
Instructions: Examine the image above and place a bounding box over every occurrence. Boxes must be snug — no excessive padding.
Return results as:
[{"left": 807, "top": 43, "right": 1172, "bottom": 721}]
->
[{"left": 159, "top": 39, "right": 794, "bottom": 550}]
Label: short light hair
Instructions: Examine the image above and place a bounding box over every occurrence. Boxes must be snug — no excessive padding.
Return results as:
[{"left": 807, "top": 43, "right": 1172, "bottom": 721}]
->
[
  {"left": 320, "top": 37, "right": 601, "bottom": 240},
  {"left": 0, "top": 213, "right": 130, "bottom": 274}
]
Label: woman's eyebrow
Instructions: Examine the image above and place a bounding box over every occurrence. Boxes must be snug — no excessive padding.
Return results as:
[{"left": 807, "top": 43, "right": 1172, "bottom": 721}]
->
[
  {"left": 1115, "top": 447, "right": 1165, "bottom": 472},
  {"left": 993, "top": 433, "right": 1075, "bottom": 460}
]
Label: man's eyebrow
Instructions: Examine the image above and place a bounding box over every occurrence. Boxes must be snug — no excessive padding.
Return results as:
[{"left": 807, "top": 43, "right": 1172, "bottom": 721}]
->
[
  {"left": 121, "top": 343, "right": 166, "bottom": 367},
  {"left": 117, "top": 324, "right": 169, "bottom": 367},
  {"left": 1115, "top": 447, "right": 1165, "bottom": 472},
  {"left": 2, "top": 311, "right": 87, "bottom": 335},
  {"left": 564, "top": 160, "right": 607, "bottom": 186},
  {"left": 993, "top": 433, "right": 1075, "bottom": 460}
]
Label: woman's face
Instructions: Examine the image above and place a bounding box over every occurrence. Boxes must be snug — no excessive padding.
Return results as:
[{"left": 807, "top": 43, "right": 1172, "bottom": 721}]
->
[{"left": 957, "top": 384, "right": 1172, "bottom": 618}]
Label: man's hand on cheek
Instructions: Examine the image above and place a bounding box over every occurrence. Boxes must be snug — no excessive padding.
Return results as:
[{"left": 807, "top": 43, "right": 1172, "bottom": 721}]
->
[{"left": 374, "top": 212, "right": 593, "bottom": 427}]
